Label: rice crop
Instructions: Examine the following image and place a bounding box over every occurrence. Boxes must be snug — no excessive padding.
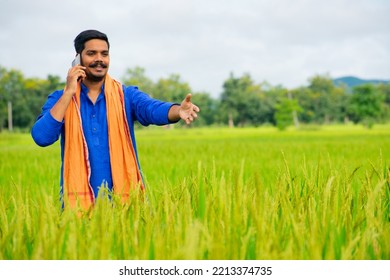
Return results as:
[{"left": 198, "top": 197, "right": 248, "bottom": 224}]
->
[{"left": 0, "top": 124, "right": 389, "bottom": 259}]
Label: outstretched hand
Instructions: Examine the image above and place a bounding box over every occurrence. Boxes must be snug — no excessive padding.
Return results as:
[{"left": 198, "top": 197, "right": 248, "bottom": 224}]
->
[{"left": 179, "top": 93, "right": 200, "bottom": 125}]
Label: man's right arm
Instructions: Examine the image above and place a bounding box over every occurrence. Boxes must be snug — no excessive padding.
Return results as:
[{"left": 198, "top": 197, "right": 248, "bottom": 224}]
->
[
  {"left": 31, "top": 64, "right": 86, "bottom": 147},
  {"left": 31, "top": 90, "right": 65, "bottom": 147},
  {"left": 49, "top": 64, "right": 85, "bottom": 122},
  {"left": 49, "top": 87, "right": 75, "bottom": 122}
]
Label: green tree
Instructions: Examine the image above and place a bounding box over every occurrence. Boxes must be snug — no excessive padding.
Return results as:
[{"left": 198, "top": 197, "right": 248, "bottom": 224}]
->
[
  {"left": 121, "top": 66, "right": 155, "bottom": 95},
  {"left": 377, "top": 83, "right": 390, "bottom": 121},
  {"left": 307, "top": 75, "right": 347, "bottom": 123},
  {"left": 294, "top": 75, "right": 348, "bottom": 124},
  {"left": 274, "top": 92, "right": 302, "bottom": 130},
  {"left": 0, "top": 66, "right": 7, "bottom": 131},
  {"left": 348, "top": 84, "right": 385, "bottom": 128},
  {"left": 153, "top": 74, "right": 192, "bottom": 102},
  {"left": 24, "top": 75, "right": 64, "bottom": 129},
  {"left": 220, "top": 73, "right": 266, "bottom": 127},
  {"left": 293, "top": 86, "right": 315, "bottom": 123},
  {"left": 262, "top": 85, "right": 287, "bottom": 126},
  {"left": 308, "top": 75, "right": 333, "bottom": 123},
  {"left": 0, "top": 66, "right": 64, "bottom": 131},
  {"left": 0, "top": 68, "right": 25, "bottom": 130}
]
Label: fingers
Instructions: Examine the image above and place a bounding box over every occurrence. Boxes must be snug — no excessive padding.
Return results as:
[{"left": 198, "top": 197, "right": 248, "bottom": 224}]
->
[
  {"left": 180, "top": 93, "right": 200, "bottom": 125},
  {"left": 67, "top": 65, "right": 86, "bottom": 82},
  {"left": 186, "top": 95, "right": 200, "bottom": 112},
  {"left": 69, "top": 65, "right": 86, "bottom": 73},
  {"left": 185, "top": 115, "right": 195, "bottom": 125},
  {"left": 183, "top": 107, "right": 199, "bottom": 125}
]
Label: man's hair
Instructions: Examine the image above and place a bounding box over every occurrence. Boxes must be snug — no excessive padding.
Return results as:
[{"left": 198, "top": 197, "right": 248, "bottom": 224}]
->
[{"left": 74, "top": 30, "right": 110, "bottom": 54}]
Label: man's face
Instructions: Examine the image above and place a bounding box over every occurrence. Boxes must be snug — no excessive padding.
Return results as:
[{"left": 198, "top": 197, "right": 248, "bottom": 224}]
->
[{"left": 81, "top": 39, "right": 109, "bottom": 82}]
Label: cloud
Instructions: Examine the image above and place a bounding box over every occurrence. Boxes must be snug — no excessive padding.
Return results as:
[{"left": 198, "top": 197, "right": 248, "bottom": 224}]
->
[{"left": 1, "top": 0, "right": 389, "bottom": 97}]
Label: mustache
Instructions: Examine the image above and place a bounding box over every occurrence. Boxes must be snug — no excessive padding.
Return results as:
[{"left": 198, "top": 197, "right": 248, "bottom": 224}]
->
[{"left": 88, "top": 61, "right": 108, "bottom": 68}]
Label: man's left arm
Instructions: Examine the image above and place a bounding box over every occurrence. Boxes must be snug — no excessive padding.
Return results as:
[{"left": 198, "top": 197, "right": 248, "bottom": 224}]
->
[{"left": 125, "top": 86, "right": 200, "bottom": 126}]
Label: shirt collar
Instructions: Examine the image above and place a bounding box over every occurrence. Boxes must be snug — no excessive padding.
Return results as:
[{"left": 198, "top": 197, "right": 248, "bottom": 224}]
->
[
  {"left": 80, "top": 82, "right": 106, "bottom": 103},
  {"left": 80, "top": 82, "right": 105, "bottom": 94}
]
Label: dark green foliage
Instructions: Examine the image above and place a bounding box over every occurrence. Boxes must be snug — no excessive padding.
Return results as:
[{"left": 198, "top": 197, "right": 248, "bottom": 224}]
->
[{"left": 0, "top": 65, "right": 388, "bottom": 131}]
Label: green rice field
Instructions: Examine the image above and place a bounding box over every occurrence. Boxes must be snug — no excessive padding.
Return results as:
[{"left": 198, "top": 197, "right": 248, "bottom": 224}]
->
[{"left": 0, "top": 125, "right": 389, "bottom": 260}]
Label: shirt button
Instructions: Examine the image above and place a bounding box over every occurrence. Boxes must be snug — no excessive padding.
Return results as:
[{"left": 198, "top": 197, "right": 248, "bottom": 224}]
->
[
  {"left": 92, "top": 114, "right": 96, "bottom": 118},
  {"left": 93, "top": 128, "right": 97, "bottom": 131}
]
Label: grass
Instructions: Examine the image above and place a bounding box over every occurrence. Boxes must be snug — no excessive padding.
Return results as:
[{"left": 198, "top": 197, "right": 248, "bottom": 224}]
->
[{"left": 0, "top": 124, "right": 389, "bottom": 259}]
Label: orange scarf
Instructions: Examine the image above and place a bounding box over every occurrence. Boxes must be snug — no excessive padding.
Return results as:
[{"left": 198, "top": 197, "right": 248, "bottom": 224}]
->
[{"left": 63, "top": 75, "right": 143, "bottom": 210}]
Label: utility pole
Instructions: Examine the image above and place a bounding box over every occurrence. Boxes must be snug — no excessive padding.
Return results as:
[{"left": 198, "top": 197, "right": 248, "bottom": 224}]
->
[
  {"left": 288, "top": 91, "right": 300, "bottom": 129},
  {"left": 228, "top": 112, "right": 234, "bottom": 128},
  {"left": 8, "top": 101, "right": 13, "bottom": 131}
]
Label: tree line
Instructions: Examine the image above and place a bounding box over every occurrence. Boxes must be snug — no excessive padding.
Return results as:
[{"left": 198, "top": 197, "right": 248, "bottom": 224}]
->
[{"left": 1, "top": 65, "right": 389, "bottom": 131}]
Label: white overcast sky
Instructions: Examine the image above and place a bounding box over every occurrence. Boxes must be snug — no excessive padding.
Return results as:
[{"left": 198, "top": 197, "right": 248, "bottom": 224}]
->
[{"left": 1, "top": 0, "right": 389, "bottom": 97}]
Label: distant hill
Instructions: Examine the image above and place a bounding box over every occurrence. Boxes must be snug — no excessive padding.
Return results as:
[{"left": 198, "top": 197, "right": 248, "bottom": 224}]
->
[{"left": 333, "top": 76, "right": 389, "bottom": 88}]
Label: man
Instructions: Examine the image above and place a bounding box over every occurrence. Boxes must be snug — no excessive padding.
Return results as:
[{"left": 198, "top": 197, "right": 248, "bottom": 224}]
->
[{"left": 31, "top": 30, "right": 200, "bottom": 210}]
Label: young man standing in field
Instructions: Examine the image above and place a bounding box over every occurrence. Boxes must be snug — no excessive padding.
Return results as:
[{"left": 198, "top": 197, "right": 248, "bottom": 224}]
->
[{"left": 31, "top": 29, "right": 200, "bottom": 210}]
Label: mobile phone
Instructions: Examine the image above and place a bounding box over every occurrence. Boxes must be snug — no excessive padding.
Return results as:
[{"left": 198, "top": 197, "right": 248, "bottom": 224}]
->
[{"left": 72, "top": 54, "right": 81, "bottom": 67}]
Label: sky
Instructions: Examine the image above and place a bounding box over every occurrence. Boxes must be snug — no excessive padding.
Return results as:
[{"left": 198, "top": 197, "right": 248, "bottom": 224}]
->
[{"left": 1, "top": 0, "right": 389, "bottom": 97}]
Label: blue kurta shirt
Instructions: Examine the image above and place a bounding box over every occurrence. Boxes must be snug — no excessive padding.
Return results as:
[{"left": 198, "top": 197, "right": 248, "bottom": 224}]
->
[{"left": 31, "top": 82, "right": 176, "bottom": 197}]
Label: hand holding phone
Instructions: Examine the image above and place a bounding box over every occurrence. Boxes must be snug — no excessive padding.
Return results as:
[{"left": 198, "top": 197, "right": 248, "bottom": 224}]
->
[
  {"left": 71, "top": 54, "right": 84, "bottom": 82},
  {"left": 72, "top": 54, "right": 81, "bottom": 67}
]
